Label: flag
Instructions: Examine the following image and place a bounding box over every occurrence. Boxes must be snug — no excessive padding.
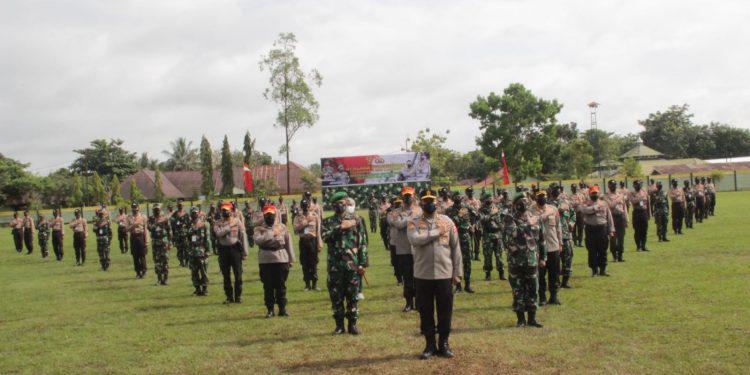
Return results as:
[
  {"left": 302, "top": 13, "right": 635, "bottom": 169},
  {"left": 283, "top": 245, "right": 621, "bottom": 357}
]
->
[
  {"left": 501, "top": 149, "right": 510, "bottom": 186},
  {"left": 243, "top": 162, "right": 253, "bottom": 193}
]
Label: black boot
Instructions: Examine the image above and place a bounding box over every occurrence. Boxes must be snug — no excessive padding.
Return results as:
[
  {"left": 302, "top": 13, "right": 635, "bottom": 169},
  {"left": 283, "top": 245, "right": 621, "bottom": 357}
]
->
[
  {"left": 347, "top": 319, "right": 360, "bottom": 336},
  {"left": 561, "top": 276, "right": 571, "bottom": 288},
  {"left": 499, "top": 270, "right": 507, "bottom": 281},
  {"left": 539, "top": 291, "right": 547, "bottom": 306},
  {"left": 201, "top": 285, "right": 208, "bottom": 296},
  {"left": 193, "top": 286, "right": 201, "bottom": 296},
  {"left": 332, "top": 318, "right": 345, "bottom": 335},
  {"left": 278, "top": 301, "right": 289, "bottom": 317},
  {"left": 312, "top": 280, "right": 320, "bottom": 291},
  {"left": 402, "top": 298, "right": 413, "bottom": 312},
  {"left": 454, "top": 283, "right": 463, "bottom": 294},
  {"left": 591, "top": 267, "right": 598, "bottom": 277},
  {"left": 162, "top": 274, "right": 168, "bottom": 285},
  {"left": 549, "top": 292, "right": 561, "bottom": 305},
  {"left": 266, "top": 306, "right": 275, "bottom": 318},
  {"left": 420, "top": 335, "right": 437, "bottom": 360},
  {"left": 663, "top": 236, "right": 670, "bottom": 242},
  {"left": 484, "top": 271, "right": 491, "bottom": 281},
  {"left": 599, "top": 266, "right": 610, "bottom": 277},
  {"left": 527, "top": 311, "right": 543, "bottom": 328},
  {"left": 438, "top": 335, "right": 454, "bottom": 358},
  {"left": 515, "top": 311, "right": 526, "bottom": 327},
  {"left": 304, "top": 281, "right": 310, "bottom": 291},
  {"left": 464, "top": 281, "right": 475, "bottom": 293}
]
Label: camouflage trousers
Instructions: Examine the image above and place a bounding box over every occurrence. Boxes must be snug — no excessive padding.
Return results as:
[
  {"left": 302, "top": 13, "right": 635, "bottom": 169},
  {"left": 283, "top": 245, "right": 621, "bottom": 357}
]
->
[
  {"left": 655, "top": 212, "right": 669, "bottom": 239},
  {"left": 685, "top": 206, "right": 694, "bottom": 228},
  {"left": 327, "top": 267, "right": 360, "bottom": 322},
  {"left": 189, "top": 256, "right": 208, "bottom": 289},
  {"left": 508, "top": 264, "right": 539, "bottom": 312},
  {"left": 561, "top": 239, "right": 574, "bottom": 278},
  {"left": 152, "top": 245, "right": 169, "bottom": 277},
  {"left": 368, "top": 211, "right": 377, "bottom": 233},
  {"left": 482, "top": 235, "right": 503, "bottom": 274},
  {"left": 38, "top": 233, "right": 49, "bottom": 258},
  {"left": 175, "top": 238, "right": 188, "bottom": 267},
  {"left": 96, "top": 236, "right": 111, "bottom": 270},
  {"left": 458, "top": 232, "right": 472, "bottom": 284}
]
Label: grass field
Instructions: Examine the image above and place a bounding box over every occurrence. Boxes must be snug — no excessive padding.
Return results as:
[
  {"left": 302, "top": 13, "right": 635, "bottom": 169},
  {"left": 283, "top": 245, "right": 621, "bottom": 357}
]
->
[{"left": 1, "top": 192, "right": 749, "bottom": 374}]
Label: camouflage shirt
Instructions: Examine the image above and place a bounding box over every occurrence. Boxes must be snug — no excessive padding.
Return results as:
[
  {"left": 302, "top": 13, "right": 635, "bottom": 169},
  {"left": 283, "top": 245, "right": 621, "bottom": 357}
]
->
[
  {"left": 503, "top": 210, "right": 547, "bottom": 267},
  {"left": 478, "top": 203, "right": 503, "bottom": 239},
  {"left": 445, "top": 203, "right": 475, "bottom": 234},
  {"left": 654, "top": 190, "right": 669, "bottom": 214},
  {"left": 322, "top": 213, "right": 368, "bottom": 272},
  {"left": 187, "top": 219, "right": 209, "bottom": 257},
  {"left": 549, "top": 198, "right": 576, "bottom": 240},
  {"left": 149, "top": 215, "right": 172, "bottom": 248}
]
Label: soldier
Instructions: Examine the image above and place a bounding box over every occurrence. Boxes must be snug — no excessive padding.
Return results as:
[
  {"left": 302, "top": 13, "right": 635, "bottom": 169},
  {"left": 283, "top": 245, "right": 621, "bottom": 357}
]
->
[
  {"left": 214, "top": 202, "right": 247, "bottom": 304},
  {"left": 445, "top": 191, "right": 475, "bottom": 293},
  {"left": 37, "top": 214, "right": 49, "bottom": 258},
  {"left": 242, "top": 202, "right": 255, "bottom": 248},
  {"left": 322, "top": 192, "right": 367, "bottom": 335},
  {"left": 187, "top": 207, "right": 210, "bottom": 296},
  {"left": 549, "top": 184, "right": 576, "bottom": 288},
  {"left": 126, "top": 203, "right": 149, "bottom": 279},
  {"left": 463, "top": 187, "right": 481, "bottom": 261},
  {"left": 293, "top": 199, "right": 321, "bottom": 291},
  {"left": 706, "top": 177, "right": 716, "bottom": 216},
  {"left": 529, "top": 190, "right": 562, "bottom": 306},
  {"left": 570, "top": 184, "right": 584, "bottom": 247},
  {"left": 654, "top": 182, "right": 670, "bottom": 242},
  {"left": 580, "top": 185, "right": 615, "bottom": 276},
  {"left": 604, "top": 180, "right": 628, "bottom": 262},
  {"left": 436, "top": 187, "right": 452, "bottom": 215},
  {"left": 70, "top": 209, "right": 88, "bottom": 266},
  {"left": 628, "top": 180, "right": 651, "bottom": 252},
  {"left": 148, "top": 204, "right": 172, "bottom": 285},
  {"left": 684, "top": 181, "right": 695, "bottom": 229},
  {"left": 345, "top": 197, "right": 370, "bottom": 301},
  {"left": 22, "top": 210, "right": 34, "bottom": 254},
  {"left": 116, "top": 208, "right": 129, "bottom": 254},
  {"left": 407, "top": 189, "right": 462, "bottom": 360},
  {"left": 693, "top": 177, "right": 705, "bottom": 223},
  {"left": 206, "top": 204, "right": 218, "bottom": 255},
  {"left": 311, "top": 196, "right": 324, "bottom": 219},
  {"left": 252, "top": 197, "right": 267, "bottom": 227},
  {"left": 504, "top": 193, "right": 546, "bottom": 328},
  {"left": 387, "top": 197, "right": 403, "bottom": 285},
  {"left": 367, "top": 193, "right": 378, "bottom": 233},
  {"left": 669, "top": 179, "right": 687, "bottom": 235},
  {"left": 93, "top": 209, "right": 112, "bottom": 270},
  {"left": 170, "top": 199, "right": 190, "bottom": 267},
  {"left": 10, "top": 212, "right": 23, "bottom": 253},
  {"left": 290, "top": 199, "right": 299, "bottom": 223},
  {"left": 377, "top": 195, "right": 391, "bottom": 251},
  {"left": 278, "top": 196, "right": 289, "bottom": 225},
  {"left": 388, "top": 186, "right": 423, "bottom": 310},
  {"left": 478, "top": 191, "right": 505, "bottom": 281},
  {"left": 254, "top": 204, "right": 296, "bottom": 318},
  {"left": 700, "top": 177, "right": 710, "bottom": 220},
  {"left": 50, "top": 210, "right": 64, "bottom": 261}
]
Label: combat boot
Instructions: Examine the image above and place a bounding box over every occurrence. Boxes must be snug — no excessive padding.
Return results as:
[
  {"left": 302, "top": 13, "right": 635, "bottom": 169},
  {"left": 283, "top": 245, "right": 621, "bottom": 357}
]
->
[
  {"left": 347, "top": 319, "right": 360, "bottom": 336},
  {"left": 464, "top": 281, "right": 475, "bottom": 293},
  {"left": 266, "top": 307, "right": 275, "bottom": 318},
  {"left": 561, "top": 276, "right": 571, "bottom": 288},
  {"left": 162, "top": 275, "right": 168, "bottom": 286},
  {"left": 402, "top": 298, "right": 414, "bottom": 312},
  {"left": 454, "top": 283, "right": 463, "bottom": 294},
  {"left": 663, "top": 236, "right": 670, "bottom": 242},
  {"left": 420, "top": 335, "right": 437, "bottom": 360},
  {"left": 312, "top": 280, "right": 320, "bottom": 291},
  {"left": 527, "top": 311, "right": 543, "bottom": 328},
  {"left": 193, "top": 286, "right": 201, "bottom": 296},
  {"left": 332, "top": 318, "right": 345, "bottom": 335},
  {"left": 591, "top": 267, "right": 598, "bottom": 277},
  {"left": 437, "top": 334, "right": 454, "bottom": 358},
  {"left": 549, "top": 292, "right": 561, "bottom": 305},
  {"left": 304, "top": 281, "right": 310, "bottom": 291},
  {"left": 278, "top": 300, "right": 289, "bottom": 317},
  {"left": 201, "top": 285, "right": 208, "bottom": 296},
  {"left": 599, "top": 266, "right": 610, "bottom": 277},
  {"left": 515, "top": 311, "right": 526, "bottom": 327},
  {"left": 484, "top": 271, "right": 491, "bottom": 281},
  {"left": 539, "top": 291, "right": 547, "bottom": 306},
  {"left": 499, "top": 270, "right": 507, "bottom": 281}
]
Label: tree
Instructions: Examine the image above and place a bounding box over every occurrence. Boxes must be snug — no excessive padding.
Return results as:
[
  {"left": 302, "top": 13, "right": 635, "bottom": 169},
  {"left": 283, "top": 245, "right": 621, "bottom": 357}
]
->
[
  {"left": 71, "top": 174, "right": 84, "bottom": 207},
  {"left": 71, "top": 139, "right": 138, "bottom": 178},
  {"left": 299, "top": 168, "right": 320, "bottom": 193},
  {"left": 582, "top": 129, "right": 616, "bottom": 165},
  {"left": 154, "top": 168, "right": 165, "bottom": 202},
  {"left": 259, "top": 32, "right": 323, "bottom": 193},
  {"left": 130, "top": 178, "right": 143, "bottom": 203},
  {"left": 707, "top": 123, "right": 750, "bottom": 159},
  {"left": 220, "top": 135, "right": 234, "bottom": 196},
  {"left": 40, "top": 168, "right": 73, "bottom": 207},
  {"left": 618, "top": 157, "right": 643, "bottom": 177},
  {"left": 199, "top": 136, "right": 214, "bottom": 197},
  {"left": 469, "top": 83, "right": 562, "bottom": 181},
  {"left": 410, "top": 127, "right": 460, "bottom": 185},
  {"left": 92, "top": 171, "right": 107, "bottom": 205},
  {"left": 560, "top": 139, "right": 594, "bottom": 179},
  {"left": 639, "top": 104, "right": 693, "bottom": 158},
  {"left": 110, "top": 175, "right": 123, "bottom": 205},
  {"left": 243, "top": 131, "right": 255, "bottom": 165},
  {"left": 0, "top": 153, "right": 31, "bottom": 207},
  {"left": 139, "top": 152, "right": 150, "bottom": 169},
  {"left": 163, "top": 137, "right": 199, "bottom": 171},
  {"left": 453, "top": 150, "right": 498, "bottom": 182}
]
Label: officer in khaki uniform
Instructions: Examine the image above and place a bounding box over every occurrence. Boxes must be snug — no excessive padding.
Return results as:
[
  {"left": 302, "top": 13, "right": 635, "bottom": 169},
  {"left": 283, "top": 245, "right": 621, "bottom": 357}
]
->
[
  {"left": 407, "top": 189, "right": 462, "bottom": 360},
  {"left": 50, "top": 210, "right": 65, "bottom": 260},
  {"left": 529, "top": 190, "right": 562, "bottom": 306},
  {"left": 604, "top": 180, "right": 629, "bottom": 262},
  {"left": 214, "top": 202, "right": 247, "bottom": 304},
  {"left": 293, "top": 199, "right": 322, "bottom": 291},
  {"left": 70, "top": 210, "right": 88, "bottom": 266},
  {"left": 254, "top": 204, "right": 295, "bottom": 318},
  {"left": 126, "top": 203, "right": 149, "bottom": 278},
  {"left": 116, "top": 208, "right": 129, "bottom": 254},
  {"left": 628, "top": 180, "right": 651, "bottom": 252},
  {"left": 580, "top": 185, "right": 615, "bottom": 276},
  {"left": 22, "top": 211, "right": 35, "bottom": 254},
  {"left": 668, "top": 179, "right": 687, "bottom": 235},
  {"left": 10, "top": 212, "right": 23, "bottom": 253},
  {"left": 388, "top": 186, "right": 423, "bottom": 312}
]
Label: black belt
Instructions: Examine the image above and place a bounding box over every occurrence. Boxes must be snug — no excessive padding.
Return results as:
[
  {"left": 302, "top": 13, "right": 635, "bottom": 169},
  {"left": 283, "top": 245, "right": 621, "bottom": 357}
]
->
[{"left": 260, "top": 247, "right": 283, "bottom": 251}]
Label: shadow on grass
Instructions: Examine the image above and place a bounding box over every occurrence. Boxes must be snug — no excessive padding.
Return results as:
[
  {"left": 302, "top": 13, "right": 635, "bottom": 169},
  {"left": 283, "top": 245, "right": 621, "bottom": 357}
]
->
[
  {"left": 281, "top": 353, "right": 413, "bottom": 372},
  {"left": 215, "top": 332, "right": 332, "bottom": 347},
  {"left": 135, "top": 302, "right": 215, "bottom": 312}
]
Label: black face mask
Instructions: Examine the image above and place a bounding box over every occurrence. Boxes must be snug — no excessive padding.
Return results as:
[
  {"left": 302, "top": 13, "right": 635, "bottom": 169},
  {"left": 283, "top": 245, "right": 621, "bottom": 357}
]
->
[
  {"left": 221, "top": 211, "right": 230, "bottom": 218},
  {"left": 634, "top": 184, "right": 641, "bottom": 191},
  {"left": 484, "top": 200, "right": 491, "bottom": 206},
  {"left": 590, "top": 194, "right": 599, "bottom": 201},
  {"left": 515, "top": 203, "right": 526, "bottom": 213},
  {"left": 422, "top": 202, "right": 436, "bottom": 214},
  {"left": 264, "top": 215, "right": 275, "bottom": 226},
  {"left": 334, "top": 204, "right": 346, "bottom": 214},
  {"left": 537, "top": 197, "right": 547, "bottom": 206},
  {"left": 154, "top": 209, "right": 161, "bottom": 216},
  {"left": 403, "top": 195, "right": 412, "bottom": 205}
]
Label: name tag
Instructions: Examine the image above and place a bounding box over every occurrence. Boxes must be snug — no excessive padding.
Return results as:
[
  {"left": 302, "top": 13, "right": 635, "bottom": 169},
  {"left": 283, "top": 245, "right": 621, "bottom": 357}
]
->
[
  {"left": 304, "top": 227, "right": 312, "bottom": 235},
  {"left": 99, "top": 229, "right": 104, "bottom": 235},
  {"left": 192, "top": 235, "right": 198, "bottom": 242},
  {"left": 639, "top": 201, "right": 644, "bottom": 207}
]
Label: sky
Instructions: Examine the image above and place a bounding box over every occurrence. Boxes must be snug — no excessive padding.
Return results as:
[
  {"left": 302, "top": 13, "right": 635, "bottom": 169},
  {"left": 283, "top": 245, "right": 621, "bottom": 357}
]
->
[{"left": 1, "top": 0, "right": 749, "bottom": 174}]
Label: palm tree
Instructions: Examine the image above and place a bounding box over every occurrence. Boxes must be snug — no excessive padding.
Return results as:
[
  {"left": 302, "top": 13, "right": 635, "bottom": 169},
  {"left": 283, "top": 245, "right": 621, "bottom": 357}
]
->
[{"left": 163, "top": 137, "right": 199, "bottom": 171}]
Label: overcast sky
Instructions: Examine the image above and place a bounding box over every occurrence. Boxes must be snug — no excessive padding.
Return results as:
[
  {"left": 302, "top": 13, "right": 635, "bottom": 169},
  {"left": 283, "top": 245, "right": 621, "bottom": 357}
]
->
[{"left": 2, "top": 0, "right": 749, "bottom": 174}]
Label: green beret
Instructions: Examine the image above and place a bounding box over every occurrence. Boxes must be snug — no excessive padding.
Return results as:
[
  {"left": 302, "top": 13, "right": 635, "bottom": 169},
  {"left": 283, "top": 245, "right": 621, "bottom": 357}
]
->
[
  {"left": 329, "top": 191, "right": 348, "bottom": 204},
  {"left": 512, "top": 192, "right": 526, "bottom": 204},
  {"left": 480, "top": 192, "right": 492, "bottom": 200},
  {"left": 153, "top": 203, "right": 161, "bottom": 209}
]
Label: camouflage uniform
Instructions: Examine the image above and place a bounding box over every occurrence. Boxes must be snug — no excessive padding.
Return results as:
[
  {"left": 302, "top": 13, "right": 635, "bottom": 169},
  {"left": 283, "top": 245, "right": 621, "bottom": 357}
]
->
[
  {"left": 37, "top": 217, "right": 50, "bottom": 258},
  {"left": 93, "top": 215, "right": 113, "bottom": 270},
  {"left": 478, "top": 201, "right": 505, "bottom": 280},
  {"left": 653, "top": 188, "right": 670, "bottom": 242},
  {"left": 367, "top": 196, "right": 378, "bottom": 233},
  {"left": 504, "top": 208, "right": 547, "bottom": 314},
  {"left": 549, "top": 197, "right": 576, "bottom": 287},
  {"left": 206, "top": 207, "right": 218, "bottom": 255},
  {"left": 445, "top": 197, "right": 476, "bottom": 292},
  {"left": 170, "top": 210, "right": 190, "bottom": 267},
  {"left": 684, "top": 185, "right": 695, "bottom": 229},
  {"left": 243, "top": 205, "right": 255, "bottom": 248},
  {"left": 149, "top": 212, "right": 172, "bottom": 285},
  {"left": 187, "top": 213, "right": 210, "bottom": 296}
]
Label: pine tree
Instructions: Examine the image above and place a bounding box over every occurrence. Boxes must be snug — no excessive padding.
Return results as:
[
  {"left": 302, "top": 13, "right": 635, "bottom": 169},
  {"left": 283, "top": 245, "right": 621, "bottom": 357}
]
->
[
  {"left": 92, "top": 171, "right": 106, "bottom": 205},
  {"left": 243, "top": 131, "right": 254, "bottom": 165},
  {"left": 220, "top": 135, "right": 234, "bottom": 196},
  {"left": 110, "top": 175, "right": 122, "bottom": 205},
  {"left": 200, "top": 135, "right": 213, "bottom": 197},
  {"left": 130, "top": 178, "right": 143, "bottom": 203},
  {"left": 72, "top": 173, "right": 84, "bottom": 207},
  {"left": 154, "top": 168, "right": 165, "bottom": 202}
]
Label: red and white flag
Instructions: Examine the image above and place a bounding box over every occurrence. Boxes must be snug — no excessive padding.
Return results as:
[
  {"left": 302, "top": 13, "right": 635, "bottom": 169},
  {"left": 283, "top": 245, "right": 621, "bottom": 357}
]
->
[
  {"left": 243, "top": 162, "right": 253, "bottom": 193},
  {"left": 501, "top": 149, "right": 510, "bottom": 186}
]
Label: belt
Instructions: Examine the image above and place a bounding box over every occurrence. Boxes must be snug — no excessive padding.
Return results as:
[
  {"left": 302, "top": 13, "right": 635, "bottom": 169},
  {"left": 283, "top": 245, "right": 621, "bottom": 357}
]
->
[{"left": 260, "top": 246, "right": 283, "bottom": 251}]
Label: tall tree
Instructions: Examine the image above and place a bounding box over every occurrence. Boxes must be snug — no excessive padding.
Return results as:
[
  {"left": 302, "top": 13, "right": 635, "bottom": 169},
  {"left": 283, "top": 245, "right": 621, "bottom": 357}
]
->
[
  {"left": 71, "top": 173, "right": 84, "bottom": 207},
  {"left": 259, "top": 32, "right": 323, "bottom": 193},
  {"left": 243, "top": 131, "right": 255, "bottom": 165},
  {"left": 92, "top": 171, "right": 106, "bottom": 205},
  {"left": 638, "top": 104, "right": 693, "bottom": 158},
  {"left": 410, "top": 127, "right": 460, "bottom": 185},
  {"left": 220, "top": 135, "right": 234, "bottom": 196},
  {"left": 582, "top": 129, "right": 616, "bottom": 165},
  {"left": 110, "top": 175, "right": 122, "bottom": 205},
  {"left": 154, "top": 168, "right": 165, "bottom": 202},
  {"left": 71, "top": 139, "right": 138, "bottom": 178},
  {"left": 199, "top": 135, "right": 213, "bottom": 197},
  {"left": 130, "top": 179, "right": 143, "bottom": 203},
  {"left": 618, "top": 157, "right": 643, "bottom": 177},
  {"left": 560, "top": 139, "right": 594, "bottom": 179},
  {"left": 469, "top": 83, "right": 562, "bottom": 181},
  {"left": 139, "top": 152, "right": 150, "bottom": 169},
  {"left": 163, "top": 137, "right": 199, "bottom": 171}
]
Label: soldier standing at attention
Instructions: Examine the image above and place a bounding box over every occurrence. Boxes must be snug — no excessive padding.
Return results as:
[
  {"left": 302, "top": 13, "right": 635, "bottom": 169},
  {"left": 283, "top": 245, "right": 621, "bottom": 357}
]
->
[
  {"left": 10, "top": 212, "right": 23, "bottom": 253},
  {"left": 388, "top": 186, "right": 423, "bottom": 310},
  {"left": 294, "top": 199, "right": 321, "bottom": 291},
  {"left": 408, "top": 189, "right": 462, "bottom": 360},
  {"left": 478, "top": 191, "right": 505, "bottom": 281},
  {"left": 367, "top": 193, "right": 378, "bottom": 233},
  {"left": 604, "top": 180, "right": 628, "bottom": 262},
  {"left": 445, "top": 191, "right": 475, "bottom": 294},
  {"left": 254, "top": 204, "right": 296, "bottom": 318},
  {"left": 252, "top": 197, "right": 267, "bottom": 227},
  {"left": 37, "top": 214, "right": 49, "bottom": 258},
  {"left": 654, "top": 182, "right": 670, "bottom": 242},
  {"left": 322, "top": 192, "right": 367, "bottom": 335},
  {"left": 126, "top": 203, "right": 149, "bottom": 278},
  {"left": 93, "top": 209, "right": 113, "bottom": 271},
  {"left": 684, "top": 181, "right": 695, "bottom": 229},
  {"left": 50, "top": 210, "right": 64, "bottom": 261},
  {"left": 345, "top": 197, "right": 369, "bottom": 301},
  {"left": 693, "top": 177, "right": 705, "bottom": 224},
  {"left": 187, "top": 207, "right": 210, "bottom": 296},
  {"left": 70, "top": 209, "right": 88, "bottom": 266},
  {"left": 668, "top": 179, "right": 687, "bottom": 235},
  {"left": 116, "top": 208, "right": 129, "bottom": 254},
  {"left": 214, "top": 202, "right": 247, "bottom": 304},
  {"left": 290, "top": 200, "right": 299, "bottom": 223},
  {"left": 549, "top": 184, "right": 576, "bottom": 288},
  {"left": 149, "top": 204, "right": 172, "bottom": 285},
  {"left": 463, "top": 187, "right": 481, "bottom": 261},
  {"left": 277, "top": 196, "right": 289, "bottom": 225},
  {"left": 242, "top": 202, "right": 255, "bottom": 248},
  {"left": 580, "top": 185, "right": 615, "bottom": 277},
  {"left": 706, "top": 177, "right": 716, "bottom": 216},
  {"left": 170, "top": 199, "right": 190, "bottom": 267},
  {"left": 22, "top": 210, "right": 34, "bottom": 254},
  {"left": 628, "top": 180, "right": 651, "bottom": 252},
  {"left": 504, "top": 193, "right": 546, "bottom": 328},
  {"left": 387, "top": 197, "right": 403, "bottom": 286},
  {"left": 436, "top": 188, "right": 451, "bottom": 215},
  {"left": 529, "top": 190, "right": 562, "bottom": 306},
  {"left": 570, "top": 184, "right": 584, "bottom": 247},
  {"left": 700, "top": 177, "right": 710, "bottom": 220},
  {"left": 378, "top": 195, "right": 391, "bottom": 251}
]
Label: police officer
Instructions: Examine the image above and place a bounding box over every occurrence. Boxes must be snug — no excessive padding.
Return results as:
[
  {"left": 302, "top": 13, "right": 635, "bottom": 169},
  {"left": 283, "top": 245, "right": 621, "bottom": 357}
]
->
[
  {"left": 378, "top": 195, "right": 391, "bottom": 251},
  {"left": 293, "top": 199, "right": 321, "bottom": 291},
  {"left": 116, "top": 208, "right": 129, "bottom": 254},
  {"left": 126, "top": 203, "right": 149, "bottom": 278},
  {"left": 22, "top": 210, "right": 35, "bottom": 254},
  {"left": 604, "top": 180, "right": 628, "bottom": 262},
  {"left": 50, "top": 210, "right": 64, "bottom": 261},
  {"left": 254, "top": 204, "right": 295, "bottom": 318},
  {"left": 242, "top": 202, "right": 255, "bottom": 248},
  {"left": 581, "top": 185, "right": 615, "bottom": 276},
  {"left": 387, "top": 197, "right": 403, "bottom": 286},
  {"left": 277, "top": 196, "right": 289, "bottom": 225},
  {"left": 70, "top": 209, "right": 88, "bottom": 266},
  {"left": 388, "top": 186, "right": 422, "bottom": 311},
  {"left": 628, "top": 180, "right": 651, "bottom": 252},
  {"left": 214, "top": 202, "right": 247, "bottom": 304},
  {"left": 530, "top": 190, "right": 562, "bottom": 305},
  {"left": 10, "top": 212, "right": 23, "bottom": 253},
  {"left": 669, "top": 179, "right": 687, "bottom": 235}
]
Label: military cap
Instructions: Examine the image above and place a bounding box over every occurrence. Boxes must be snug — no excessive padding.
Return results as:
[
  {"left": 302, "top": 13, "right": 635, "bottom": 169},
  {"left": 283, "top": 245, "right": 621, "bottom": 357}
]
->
[
  {"left": 480, "top": 191, "right": 493, "bottom": 200},
  {"left": 262, "top": 204, "right": 277, "bottom": 215},
  {"left": 608, "top": 180, "right": 617, "bottom": 186},
  {"left": 329, "top": 191, "right": 348, "bottom": 204},
  {"left": 515, "top": 185, "right": 524, "bottom": 193},
  {"left": 548, "top": 182, "right": 559, "bottom": 190},
  {"left": 401, "top": 186, "right": 415, "bottom": 196},
  {"left": 131, "top": 202, "right": 139, "bottom": 208},
  {"left": 535, "top": 190, "right": 547, "bottom": 197},
  {"left": 300, "top": 199, "right": 309, "bottom": 207},
  {"left": 671, "top": 179, "right": 677, "bottom": 184},
  {"left": 420, "top": 189, "right": 437, "bottom": 200},
  {"left": 656, "top": 181, "right": 663, "bottom": 186},
  {"left": 512, "top": 192, "right": 526, "bottom": 204},
  {"left": 153, "top": 203, "right": 161, "bottom": 210},
  {"left": 451, "top": 191, "right": 462, "bottom": 200},
  {"left": 190, "top": 206, "right": 199, "bottom": 214},
  {"left": 465, "top": 186, "right": 474, "bottom": 194},
  {"left": 74, "top": 209, "right": 81, "bottom": 214}
]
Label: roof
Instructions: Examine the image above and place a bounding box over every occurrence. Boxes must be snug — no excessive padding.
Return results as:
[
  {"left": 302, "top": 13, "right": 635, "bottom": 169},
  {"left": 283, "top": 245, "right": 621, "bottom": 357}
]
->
[
  {"left": 619, "top": 143, "right": 664, "bottom": 160},
  {"left": 639, "top": 158, "right": 706, "bottom": 175},
  {"left": 705, "top": 156, "right": 750, "bottom": 164},
  {"left": 121, "top": 170, "right": 185, "bottom": 201},
  {"left": 651, "top": 161, "right": 750, "bottom": 175}
]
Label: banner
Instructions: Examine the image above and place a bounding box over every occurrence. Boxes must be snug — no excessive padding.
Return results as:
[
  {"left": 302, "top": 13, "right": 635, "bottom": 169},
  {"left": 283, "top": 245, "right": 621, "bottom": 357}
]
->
[
  {"left": 243, "top": 162, "right": 253, "bottom": 193},
  {"left": 320, "top": 152, "right": 431, "bottom": 187}
]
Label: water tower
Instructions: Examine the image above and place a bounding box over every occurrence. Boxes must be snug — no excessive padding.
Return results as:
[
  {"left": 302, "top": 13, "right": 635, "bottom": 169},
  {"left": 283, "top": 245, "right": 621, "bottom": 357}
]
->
[{"left": 588, "top": 101, "right": 599, "bottom": 130}]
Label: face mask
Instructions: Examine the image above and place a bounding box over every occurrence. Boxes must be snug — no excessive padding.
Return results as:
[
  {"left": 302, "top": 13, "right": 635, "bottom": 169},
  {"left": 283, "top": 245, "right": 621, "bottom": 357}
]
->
[
  {"left": 154, "top": 209, "right": 161, "bottom": 216},
  {"left": 264, "top": 215, "right": 275, "bottom": 226},
  {"left": 537, "top": 197, "right": 547, "bottom": 206},
  {"left": 484, "top": 200, "right": 491, "bottom": 206},
  {"left": 403, "top": 195, "right": 412, "bottom": 205},
  {"left": 334, "top": 204, "right": 346, "bottom": 214},
  {"left": 515, "top": 204, "right": 526, "bottom": 213},
  {"left": 590, "top": 194, "right": 599, "bottom": 201},
  {"left": 346, "top": 205, "right": 355, "bottom": 214},
  {"left": 422, "top": 202, "right": 436, "bottom": 214},
  {"left": 221, "top": 211, "right": 230, "bottom": 218}
]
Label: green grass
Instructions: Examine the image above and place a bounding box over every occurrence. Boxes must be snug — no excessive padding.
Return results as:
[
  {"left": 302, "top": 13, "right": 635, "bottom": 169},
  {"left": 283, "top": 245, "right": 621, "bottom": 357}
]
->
[{"left": 1, "top": 193, "right": 749, "bottom": 374}]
